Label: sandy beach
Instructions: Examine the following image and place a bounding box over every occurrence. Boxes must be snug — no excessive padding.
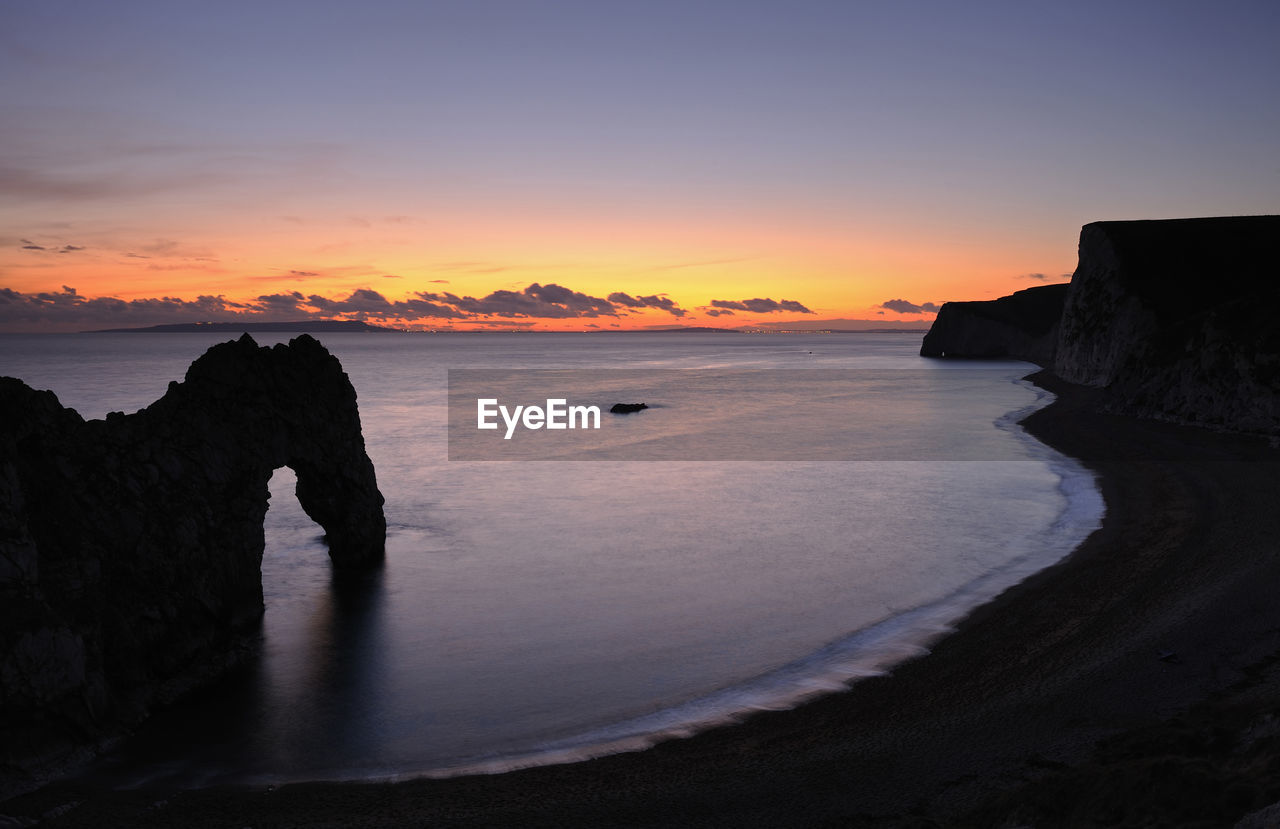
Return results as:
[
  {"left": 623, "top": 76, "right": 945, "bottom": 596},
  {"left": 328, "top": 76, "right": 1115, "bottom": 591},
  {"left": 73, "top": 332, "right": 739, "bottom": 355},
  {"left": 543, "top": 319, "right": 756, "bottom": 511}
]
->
[{"left": 8, "top": 370, "right": 1280, "bottom": 828}]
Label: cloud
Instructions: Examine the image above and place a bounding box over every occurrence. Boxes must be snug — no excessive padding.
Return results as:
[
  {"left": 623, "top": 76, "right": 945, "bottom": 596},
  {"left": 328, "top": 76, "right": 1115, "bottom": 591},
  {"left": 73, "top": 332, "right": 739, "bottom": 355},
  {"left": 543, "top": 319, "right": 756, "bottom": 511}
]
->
[
  {"left": 421, "top": 283, "right": 619, "bottom": 319},
  {"left": 289, "top": 269, "right": 320, "bottom": 277},
  {"left": 0, "top": 285, "right": 259, "bottom": 329},
  {"left": 607, "top": 292, "right": 687, "bottom": 317},
  {"left": 255, "top": 291, "right": 308, "bottom": 314},
  {"left": 17, "top": 238, "right": 87, "bottom": 253},
  {"left": 303, "top": 289, "right": 468, "bottom": 320},
  {"left": 140, "top": 238, "right": 212, "bottom": 258},
  {"left": 306, "top": 287, "right": 393, "bottom": 314},
  {"left": 0, "top": 285, "right": 467, "bottom": 330},
  {"left": 115, "top": 239, "right": 216, "bottom": 262},
  {"left": 709, "top": 297, "right": 814, "bottom": 314},
  {"left": 704, "top": 308, "right": 735, "bottom": 317},
  {"left": 878, "top": 298, "right": 940, "bottom": 314}
]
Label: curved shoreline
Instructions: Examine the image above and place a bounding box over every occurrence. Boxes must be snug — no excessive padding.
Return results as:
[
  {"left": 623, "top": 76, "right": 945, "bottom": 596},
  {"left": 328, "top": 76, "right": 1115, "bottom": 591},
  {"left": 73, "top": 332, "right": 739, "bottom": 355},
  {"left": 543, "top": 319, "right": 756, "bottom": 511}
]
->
[
  {"left": 10, "top": 370, "right": 1280, "bottom": 827},
  {"left": 414, "top": 379, "right": 1104, "bottom": 783}
]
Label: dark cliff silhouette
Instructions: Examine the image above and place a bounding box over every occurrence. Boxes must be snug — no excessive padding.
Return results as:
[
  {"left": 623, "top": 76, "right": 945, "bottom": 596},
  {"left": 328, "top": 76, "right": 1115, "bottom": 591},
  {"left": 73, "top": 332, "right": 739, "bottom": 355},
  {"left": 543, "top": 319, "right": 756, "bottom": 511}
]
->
[
  {"left": 1054, "top": 217, "right": 1279, "bottom": 432},
  {"left": 919, "top": 283, "right": 1068, "bottom": 366},
  {"left": 921, "top": 216, "right": 1280, "bottom": 434},
  {"left": 0, "top": 334, "right": 386, "bottom": 796}
]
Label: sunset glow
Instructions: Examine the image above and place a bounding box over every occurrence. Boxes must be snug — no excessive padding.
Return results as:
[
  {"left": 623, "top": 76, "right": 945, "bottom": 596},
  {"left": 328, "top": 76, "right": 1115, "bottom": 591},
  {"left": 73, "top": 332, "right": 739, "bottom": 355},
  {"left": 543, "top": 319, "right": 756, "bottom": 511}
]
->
[{"left": 3, "top": 1, "right": 1277, "bottom": 332}]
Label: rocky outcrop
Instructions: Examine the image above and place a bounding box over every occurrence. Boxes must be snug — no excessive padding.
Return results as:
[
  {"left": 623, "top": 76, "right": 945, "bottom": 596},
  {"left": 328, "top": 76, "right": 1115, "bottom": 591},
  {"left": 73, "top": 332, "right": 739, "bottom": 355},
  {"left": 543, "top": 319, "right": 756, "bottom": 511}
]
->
[
  {"left": 0, "top": 334, "right": 385, "bottom": 797},
  {"left": 1055, "top": 216, "right": 1279, "bottom": 433},
  {"left": 609, "top": 403, "right": 648, "bottom": 414},
  {"left": 921, "top": 215, "right": 1280, "bottom": 435},
  {"left": 919, "top": 283, "right": 1068, "bottom": 366}
]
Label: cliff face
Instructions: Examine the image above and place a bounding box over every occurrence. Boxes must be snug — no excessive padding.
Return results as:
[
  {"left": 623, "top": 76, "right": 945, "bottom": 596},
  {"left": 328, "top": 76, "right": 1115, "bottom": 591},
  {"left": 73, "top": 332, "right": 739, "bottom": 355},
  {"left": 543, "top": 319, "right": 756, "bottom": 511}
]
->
[
  {"left": 1056, "top": 217, "right": 1280, "bottom": 433},
  {"left": 0, "top": 334, "right": 385, "bottom": 796},
  {"left": 919, "top": 283, "right": 1068, "bottom": 366},
  {"left": 920, "top": 216, "right": 1279, "bottom": 435}
]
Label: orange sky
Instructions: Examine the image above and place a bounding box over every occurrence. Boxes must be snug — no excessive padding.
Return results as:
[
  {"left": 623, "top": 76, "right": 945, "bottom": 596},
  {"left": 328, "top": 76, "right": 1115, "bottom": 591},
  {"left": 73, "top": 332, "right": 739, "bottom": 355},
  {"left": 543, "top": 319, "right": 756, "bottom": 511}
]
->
[{"left": 3, "top": 203, "right": 1078, "bottom": 331}]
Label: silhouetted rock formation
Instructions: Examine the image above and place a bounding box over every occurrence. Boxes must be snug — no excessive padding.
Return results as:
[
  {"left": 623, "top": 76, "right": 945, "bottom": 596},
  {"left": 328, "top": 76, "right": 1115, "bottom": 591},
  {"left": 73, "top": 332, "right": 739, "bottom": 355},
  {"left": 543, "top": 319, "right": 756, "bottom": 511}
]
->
[
  {"left": 921, "top": 216, "right": 1280, "bottom": 434},
  {"left": 919, "top": 283, "right": 1068, "bottom": 366},
  {"left": 1055, "top": 217, "right": 1279, "bottom": 433},
  {"left": 609, "top": 403, "right": 648, "bottom": 414},
  {"left": 0, "top": 334, "right": 385, "bottom": 797}
]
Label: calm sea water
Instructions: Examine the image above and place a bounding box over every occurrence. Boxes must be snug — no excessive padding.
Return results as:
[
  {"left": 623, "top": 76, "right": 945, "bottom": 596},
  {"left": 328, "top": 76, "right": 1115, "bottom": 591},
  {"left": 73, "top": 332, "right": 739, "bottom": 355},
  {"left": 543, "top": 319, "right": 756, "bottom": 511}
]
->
[{"left": 0, "top": 332, "right": 1103, "bottom": 787}]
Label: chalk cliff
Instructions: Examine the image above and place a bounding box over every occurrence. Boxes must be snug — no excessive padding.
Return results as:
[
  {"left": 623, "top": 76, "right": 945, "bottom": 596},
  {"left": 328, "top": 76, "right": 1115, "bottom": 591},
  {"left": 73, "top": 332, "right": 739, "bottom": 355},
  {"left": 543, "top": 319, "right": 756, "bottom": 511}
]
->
[
  {"left": 0, "top": 334, "right": 385, "bottom": 796},
  {"left": 921, "top": 216, "right": 1279, "bottom": 435},
  {"left": 1054, "top": 216, "right": 1279, "bottom": 433},
  {"left": 919, "top": 283, "right": 1068, "bottom": 366}
]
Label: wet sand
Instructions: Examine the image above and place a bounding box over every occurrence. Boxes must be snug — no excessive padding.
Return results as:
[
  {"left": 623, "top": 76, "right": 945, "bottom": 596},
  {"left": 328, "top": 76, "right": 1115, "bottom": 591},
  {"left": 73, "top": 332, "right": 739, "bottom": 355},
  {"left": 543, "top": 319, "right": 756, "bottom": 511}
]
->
[{"left": 9, "top": 371, "right": 1280, "bottom": 827}]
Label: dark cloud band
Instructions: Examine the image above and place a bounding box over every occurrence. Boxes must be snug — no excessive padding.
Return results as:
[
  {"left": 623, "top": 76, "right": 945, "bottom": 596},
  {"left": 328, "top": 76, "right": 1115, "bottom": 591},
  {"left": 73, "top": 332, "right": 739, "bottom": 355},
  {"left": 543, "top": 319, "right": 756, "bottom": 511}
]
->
[
  {"left": 0, "top": 283, "right": 819, "bottom": 329},
  {"left": 709, "top": 297, "right": 813, "bottom": 314}
]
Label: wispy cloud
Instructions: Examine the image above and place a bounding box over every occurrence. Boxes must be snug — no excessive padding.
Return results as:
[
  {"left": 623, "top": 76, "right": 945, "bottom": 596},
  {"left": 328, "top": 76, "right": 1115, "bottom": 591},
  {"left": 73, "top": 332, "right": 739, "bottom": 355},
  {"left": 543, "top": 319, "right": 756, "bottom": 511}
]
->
[
  {"left": 16, "top": 237, "right": 87, "bottom": 253},
  {"left": 0, "top": 163, "right": 225, "bottom": 202},
  {"left": 0, "top": 116, "right": 345, "bottom": 207}
]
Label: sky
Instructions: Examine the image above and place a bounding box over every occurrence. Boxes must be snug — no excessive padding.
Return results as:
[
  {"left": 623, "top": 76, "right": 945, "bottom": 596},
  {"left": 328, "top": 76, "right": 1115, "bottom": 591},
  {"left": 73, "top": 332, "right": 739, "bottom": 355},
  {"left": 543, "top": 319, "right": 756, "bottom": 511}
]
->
[{"left": 2, "top": 0, "right": 1277, "bottom": 331}]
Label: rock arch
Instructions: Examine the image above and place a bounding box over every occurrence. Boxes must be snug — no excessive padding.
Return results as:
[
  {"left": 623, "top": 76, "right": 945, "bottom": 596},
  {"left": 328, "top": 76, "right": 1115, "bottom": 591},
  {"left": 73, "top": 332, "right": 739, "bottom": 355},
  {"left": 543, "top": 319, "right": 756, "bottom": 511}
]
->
[{"left": 0, "top": 334, "right": 386, "bottom": 795}]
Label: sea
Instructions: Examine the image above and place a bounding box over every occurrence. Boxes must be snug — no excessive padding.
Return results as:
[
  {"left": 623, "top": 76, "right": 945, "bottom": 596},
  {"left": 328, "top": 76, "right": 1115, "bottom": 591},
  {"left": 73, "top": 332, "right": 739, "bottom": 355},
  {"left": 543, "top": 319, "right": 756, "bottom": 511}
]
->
[{"left": 0, "top": 331, "right": 1104, "bottom": 788}]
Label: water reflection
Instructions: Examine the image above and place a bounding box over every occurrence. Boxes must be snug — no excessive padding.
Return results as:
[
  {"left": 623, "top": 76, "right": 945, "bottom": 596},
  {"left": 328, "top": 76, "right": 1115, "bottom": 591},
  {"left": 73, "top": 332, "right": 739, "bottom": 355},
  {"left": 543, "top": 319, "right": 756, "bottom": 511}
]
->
[
  {"left": 83, "top": 542, "right": 390, "bottom": 788},
  {"left": 259, "top": 566, "right": 390, "bottom": 774}
]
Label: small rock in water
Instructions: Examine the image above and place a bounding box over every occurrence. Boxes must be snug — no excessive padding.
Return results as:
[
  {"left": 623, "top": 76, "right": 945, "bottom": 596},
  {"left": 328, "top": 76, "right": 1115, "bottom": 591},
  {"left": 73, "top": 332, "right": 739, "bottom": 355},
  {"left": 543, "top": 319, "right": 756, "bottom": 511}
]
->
[{"left": 610, "top": 402, "right": 648, "bottom": 414}]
